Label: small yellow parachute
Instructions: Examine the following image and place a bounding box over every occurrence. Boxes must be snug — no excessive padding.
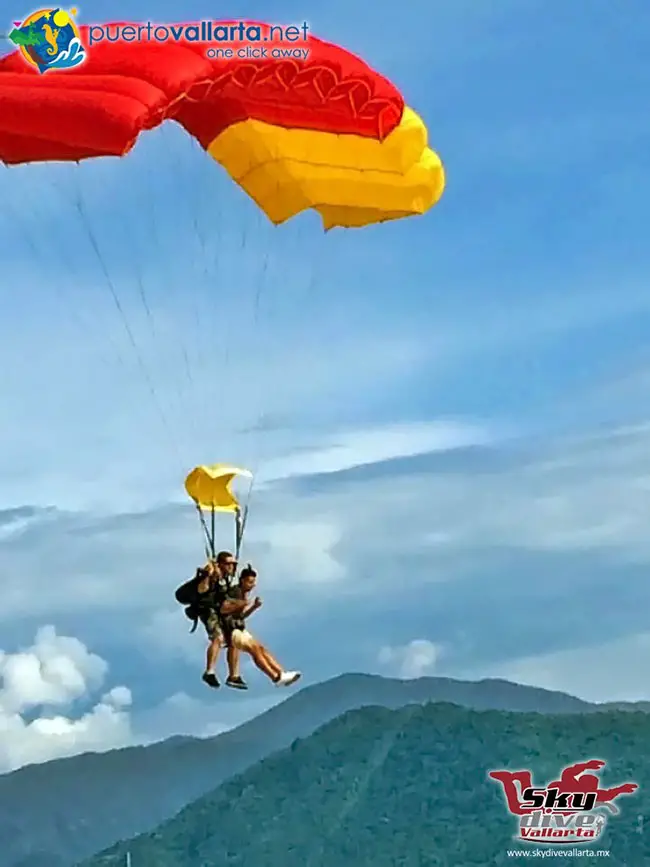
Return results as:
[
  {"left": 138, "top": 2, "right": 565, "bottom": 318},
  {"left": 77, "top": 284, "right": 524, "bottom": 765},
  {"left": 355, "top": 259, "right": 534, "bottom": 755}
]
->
[
  {"left": 185, "top": 464, "right": 253, "bottom": 557},
  {"left": 185, "top": 464, "right": 252, "bottom": 511}
]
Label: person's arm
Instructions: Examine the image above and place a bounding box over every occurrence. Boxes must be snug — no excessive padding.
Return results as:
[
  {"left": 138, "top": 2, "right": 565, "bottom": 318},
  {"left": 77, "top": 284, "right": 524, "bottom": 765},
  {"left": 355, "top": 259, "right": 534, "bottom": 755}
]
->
[
  {"left": 221, "top": 597, "right": 247, "bottom": 615},
  {"left": 242, "top": 598, "right": 262, "bottom": 619},
  {"left": 195, "top": 569, "right": 210, "bottom": 595}
]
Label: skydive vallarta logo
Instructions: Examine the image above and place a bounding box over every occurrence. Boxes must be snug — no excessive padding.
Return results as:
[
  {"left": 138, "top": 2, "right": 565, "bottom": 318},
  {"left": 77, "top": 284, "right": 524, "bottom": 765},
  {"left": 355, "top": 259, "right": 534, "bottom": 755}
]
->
[
  {"left": 9, "top": 8, "right": 86, "bottom": 72},
  {"left": 489, "top": 759, "right": 638, "bottom": 844}
]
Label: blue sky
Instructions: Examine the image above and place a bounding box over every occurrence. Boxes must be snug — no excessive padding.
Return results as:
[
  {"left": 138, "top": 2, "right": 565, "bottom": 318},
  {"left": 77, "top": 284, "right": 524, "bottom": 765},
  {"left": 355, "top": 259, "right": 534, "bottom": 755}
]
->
[{"left": 1, "top": 0, "right": 650, "bottom": 770}]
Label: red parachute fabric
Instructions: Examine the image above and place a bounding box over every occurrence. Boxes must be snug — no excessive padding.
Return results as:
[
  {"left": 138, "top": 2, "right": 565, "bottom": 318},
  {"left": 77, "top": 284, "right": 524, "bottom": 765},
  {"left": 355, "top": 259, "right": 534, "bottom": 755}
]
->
[{"left": 0, "top": 21, "right": 405, "bottom": 165}]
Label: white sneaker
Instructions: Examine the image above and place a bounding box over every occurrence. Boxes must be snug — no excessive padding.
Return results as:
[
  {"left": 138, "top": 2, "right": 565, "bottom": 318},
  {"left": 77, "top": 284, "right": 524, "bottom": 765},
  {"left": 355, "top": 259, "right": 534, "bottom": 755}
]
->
[{"left": 276, "top": 670, "right": 301, "bottom": 687}]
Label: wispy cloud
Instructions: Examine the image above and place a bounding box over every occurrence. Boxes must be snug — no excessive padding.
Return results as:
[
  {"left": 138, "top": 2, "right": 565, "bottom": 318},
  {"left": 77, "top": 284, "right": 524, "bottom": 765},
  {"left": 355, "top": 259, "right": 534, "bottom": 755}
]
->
[
  {"left": 476, "top": 631, "right": 650, "bottom": 704},
  {"left": 378, "top": 640, "right": 442, "bottom": 679},
  {"left": 259, "top": 421, "right": 490, "bottom": 482}
]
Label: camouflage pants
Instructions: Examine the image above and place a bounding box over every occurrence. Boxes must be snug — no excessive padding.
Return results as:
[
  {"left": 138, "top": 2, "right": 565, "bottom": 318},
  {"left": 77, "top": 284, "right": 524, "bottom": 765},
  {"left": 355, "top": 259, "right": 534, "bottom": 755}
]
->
[{"left": 199, "top": 608, "right": 224, "bottom": 642}]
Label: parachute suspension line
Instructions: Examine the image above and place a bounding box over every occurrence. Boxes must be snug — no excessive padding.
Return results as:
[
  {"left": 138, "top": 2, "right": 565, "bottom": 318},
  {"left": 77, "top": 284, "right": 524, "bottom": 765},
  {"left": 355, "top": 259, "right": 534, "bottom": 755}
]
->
[
  {"left": 154, "top": 131, "right": 217, "bottom": 453},
  {"left": 235, "top": 504, "right": 248, "bottom": 561},
  {"left": 248, "top": 204, "right": 274, "bottom": 337},
  {"left": 6, "top": 172, "right": 129, "bottom": 371},
  {"left": 1, "top": 185, "right": 116, "bottom": 372},
  {"left": 135, "top": 156, "right": 202, "bottom": 452},
  {"left": 235, "top": 474, "right": 255, "bottom": 561},
  {"left": 205, "top": 202, "right": 255, "bottom": 436},
  {"left": 167, "top": 135, "right": 208, "bottom": 377},
  {"left": 123, "top": 216, "right": 199, "bottom": 452},
  {"left": 136, "top": 144, "right": 196, "bottom": 395},
  {"left": 71, "top": 186, "right": 185, "bottom": 469},
  {"left": 248, "top": 217, "right": 324, "bottom": 488},
  {"left": 193, "top": 499, "right": 251, "bottom": 567},
  {"left": 164, "top": 132, "right": 221, "bottom": 458},
  {"left": 194, "top": 501, "right": 215, "bottom": 559},
  {"left": 241, "top": 209, "right": 277, "bottom": 492},
  {"left": 235, "top": 508, "right": 243, "bottom": 559}
]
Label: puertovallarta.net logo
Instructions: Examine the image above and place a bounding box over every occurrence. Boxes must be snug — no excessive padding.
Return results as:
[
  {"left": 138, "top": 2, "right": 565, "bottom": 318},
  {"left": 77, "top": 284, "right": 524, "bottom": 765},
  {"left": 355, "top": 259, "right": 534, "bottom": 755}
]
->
[{"left": 9, "top": 7, "right": 86, "bottom": 72}]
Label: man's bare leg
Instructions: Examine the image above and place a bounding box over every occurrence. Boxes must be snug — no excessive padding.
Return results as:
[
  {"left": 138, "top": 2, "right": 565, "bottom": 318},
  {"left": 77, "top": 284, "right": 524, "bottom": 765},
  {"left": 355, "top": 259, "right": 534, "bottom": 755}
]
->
[
  {"left": 247, "top": 644, "right": 281, "bottom": 681},
  {"left": 202, "top": 637, "right": 221, "bottom": 688},
  {"left": 206, "top": 637, "right": 221, "bottom": 672},
  {"left": 250, "top": 643, "right": 300, "bottom": 686},
  {"left": 258, "top": 645, "right": 282, "bottom": 680},
  {"left": 258, "top": 644, "right": 301, "bottom": 687},
  {"left": 226, "top": 646, "right": 249, "bottom": 690},
  {"left": 227, "top": 646, "right": 240, "bottom": 678}
]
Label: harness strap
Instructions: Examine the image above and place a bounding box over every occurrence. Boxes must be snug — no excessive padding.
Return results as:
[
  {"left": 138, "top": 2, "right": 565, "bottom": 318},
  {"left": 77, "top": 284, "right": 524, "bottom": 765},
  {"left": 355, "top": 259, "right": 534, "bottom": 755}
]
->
[{"left": 194, "top": 501, "right": 215, "bottom": 558}]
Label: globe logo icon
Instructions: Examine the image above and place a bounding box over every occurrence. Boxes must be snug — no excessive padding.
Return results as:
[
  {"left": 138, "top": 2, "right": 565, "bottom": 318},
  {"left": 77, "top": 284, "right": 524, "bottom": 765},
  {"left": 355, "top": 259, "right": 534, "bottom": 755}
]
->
[{"left": 9, "top": 7, "right": 86, "bottom": 73}]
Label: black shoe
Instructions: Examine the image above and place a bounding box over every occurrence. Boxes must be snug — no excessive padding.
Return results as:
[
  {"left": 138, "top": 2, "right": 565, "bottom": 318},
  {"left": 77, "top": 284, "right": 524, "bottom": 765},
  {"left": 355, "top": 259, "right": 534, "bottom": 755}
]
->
[
  {"left": 226, "top": 676, "right": 248, "bottom": 690},
  {"left": 202, "top": 672, "right": 220, "bottom": 688}
]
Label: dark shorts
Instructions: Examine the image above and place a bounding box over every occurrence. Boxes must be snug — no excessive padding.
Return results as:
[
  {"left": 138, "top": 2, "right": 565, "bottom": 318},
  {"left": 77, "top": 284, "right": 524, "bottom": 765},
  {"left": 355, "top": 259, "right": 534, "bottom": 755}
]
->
[{"left": 199, "top": 608, "right": 224, "bottom": 642}]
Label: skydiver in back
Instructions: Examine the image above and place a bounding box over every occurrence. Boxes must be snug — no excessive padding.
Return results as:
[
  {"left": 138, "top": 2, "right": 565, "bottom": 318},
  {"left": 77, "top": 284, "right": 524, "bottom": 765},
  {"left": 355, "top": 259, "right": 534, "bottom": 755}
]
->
[
  {"left": 188, "top": 552, "right": 244, "bottom": 689},
  {"left": 220, "top": 565, "right": 301, "bottom": 687}
]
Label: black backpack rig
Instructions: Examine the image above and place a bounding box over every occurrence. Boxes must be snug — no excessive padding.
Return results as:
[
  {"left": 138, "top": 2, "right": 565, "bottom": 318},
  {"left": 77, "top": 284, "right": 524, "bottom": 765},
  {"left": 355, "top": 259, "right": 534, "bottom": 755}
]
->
[
  {"left": 174, "top": 571, "right": 204, "bottom": 633},
  {"left": 175, "top": 568, "right": 231, "bottom": 633}
]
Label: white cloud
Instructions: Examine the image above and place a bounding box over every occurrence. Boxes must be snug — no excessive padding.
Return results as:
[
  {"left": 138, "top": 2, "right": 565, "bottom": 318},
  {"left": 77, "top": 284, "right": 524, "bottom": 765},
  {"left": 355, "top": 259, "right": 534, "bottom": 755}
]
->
[
  {"left": 251, "top": 519, "right": 344, "bottom": 584},
  {"left": 0, "top": 626, "right": 271, "bottom": 773},
  {"left": 0, "top": 627, "right": 132, "bottom": 772},
  {"left": 260, "top": 420, "right": 490, "bottom": 482},
  {"left": 0, "top": 626, "right": 107, "bottom": 715},
  {"left": 378, "top": 639, "right": 442, "bottom": 679},
  {"left": 136, "top": 691, "right": 278, "bottom": 742},
  {"left": 140, "top": 608, "right": 198, "bottom": 664},
  {"left": 478, "top": 632, "right": 650, "bottom": 704},
  {"left": 0, "top": 318, "right": 437, "bottom": 514},
  {"left": 3, "top": 419, "right": 650, "bottom": 628},
  {"left": 337, "top": 423, "right": 650, "bottom": 563},
  {"left": 0, "top": 511, "right": 48, "bottom": 541},
  {"left": 0, "top": 416, "right": 489, "bottom": 624},
  {"left": 136, "top": 692, "right": 230, "bottom": 741}
]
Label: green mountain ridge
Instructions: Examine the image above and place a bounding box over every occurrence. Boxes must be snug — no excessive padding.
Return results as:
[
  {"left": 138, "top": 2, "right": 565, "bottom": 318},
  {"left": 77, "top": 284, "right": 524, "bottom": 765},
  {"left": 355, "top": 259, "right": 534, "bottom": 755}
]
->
[
  {"left": 1, "top": 672, "right": 647, "bottom": 867},
  {"left": 80, "top": 701, "right": 650, "bottom": 866}
]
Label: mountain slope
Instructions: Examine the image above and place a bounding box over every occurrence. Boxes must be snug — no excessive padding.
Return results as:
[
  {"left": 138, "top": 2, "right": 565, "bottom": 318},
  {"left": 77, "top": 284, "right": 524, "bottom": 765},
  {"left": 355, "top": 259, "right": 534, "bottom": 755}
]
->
[
  {"left": 0, "top": 672, "right": 644, "bottom": 867},
  {"left": 81, "top": 701, "right": 650, "bottom": 866}
]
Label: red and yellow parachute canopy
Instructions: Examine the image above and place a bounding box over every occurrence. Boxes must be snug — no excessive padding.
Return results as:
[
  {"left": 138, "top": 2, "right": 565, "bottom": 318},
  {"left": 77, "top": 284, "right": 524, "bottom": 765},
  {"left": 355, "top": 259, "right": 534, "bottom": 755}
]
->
[{"left": 0, "top": 21, "right": 445, "bottom": 228}]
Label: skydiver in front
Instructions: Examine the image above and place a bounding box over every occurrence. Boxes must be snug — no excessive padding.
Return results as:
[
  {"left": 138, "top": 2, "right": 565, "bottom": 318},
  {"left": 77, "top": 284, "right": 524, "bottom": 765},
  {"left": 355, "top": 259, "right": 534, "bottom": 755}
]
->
[
  {"left": 195, "top": 552, "right": 245, "bottom": 690},
  {"left": 220, "top": 565, "right": 301, "bottom": 687}
]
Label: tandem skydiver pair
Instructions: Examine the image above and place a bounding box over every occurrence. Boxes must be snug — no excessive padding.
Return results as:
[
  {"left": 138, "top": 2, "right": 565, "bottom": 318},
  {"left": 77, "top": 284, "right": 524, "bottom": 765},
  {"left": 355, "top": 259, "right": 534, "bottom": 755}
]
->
[
  {"left": 176, "top": 551, "right": 301, "bottom": 690},
  {"left": 176, "top": 464, "right": 301, "bottom": 691}
]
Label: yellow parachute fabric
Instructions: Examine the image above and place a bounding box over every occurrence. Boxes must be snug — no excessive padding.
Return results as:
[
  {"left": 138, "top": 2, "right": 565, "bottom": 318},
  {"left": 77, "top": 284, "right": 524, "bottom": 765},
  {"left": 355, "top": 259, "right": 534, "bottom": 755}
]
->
[
  {"left": 184, "top": 464, "right": 253, "bottom": 512},
  {"left": 208, "top": 107, "right": 445, "bottom": 229}
]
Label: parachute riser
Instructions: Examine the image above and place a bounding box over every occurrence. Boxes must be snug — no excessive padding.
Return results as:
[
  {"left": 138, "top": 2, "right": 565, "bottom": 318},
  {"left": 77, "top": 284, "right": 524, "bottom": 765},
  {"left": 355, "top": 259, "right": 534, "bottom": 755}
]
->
[
  {"left": 191, "top": 475, "right": 254, "bottom": 571},
  {"left": 235, "top": 506, "right": 246, "bottom": 560},
  {"left": 235, "top": 476, "right": 254, "bottom": 561},
  {"left": 194, "top": 502, "right": 246, "bottom": 565},
  {"left": 194, "top": 501, "right": 216, "bottom": 559}
]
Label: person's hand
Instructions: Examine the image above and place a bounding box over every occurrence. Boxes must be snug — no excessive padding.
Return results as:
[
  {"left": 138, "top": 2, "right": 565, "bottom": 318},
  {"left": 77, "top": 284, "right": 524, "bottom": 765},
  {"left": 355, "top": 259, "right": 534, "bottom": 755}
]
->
[{"left": 253, "top": 596, "right": 263, "bottom": 608}]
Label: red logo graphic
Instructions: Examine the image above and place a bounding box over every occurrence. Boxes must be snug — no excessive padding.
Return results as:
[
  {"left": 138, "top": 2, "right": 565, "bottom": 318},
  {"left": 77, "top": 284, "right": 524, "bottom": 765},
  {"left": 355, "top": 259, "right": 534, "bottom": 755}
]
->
[{"left": 489, "top": 759, "right": 638, "bottom": 844}]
